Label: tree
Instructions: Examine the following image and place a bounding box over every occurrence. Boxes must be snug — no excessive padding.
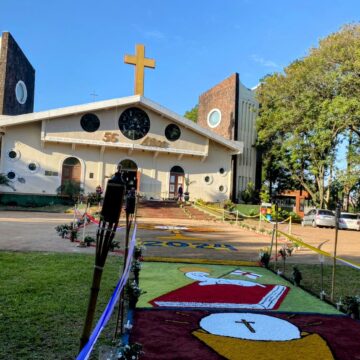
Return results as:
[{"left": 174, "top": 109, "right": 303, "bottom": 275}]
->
[
  {"left": 256, "top": 24, "right": 360, "bottom": 208},
  {"left": 240, "top": 182, "right": 258, "bottom": 204},
  {"left": 184, "top": 104, "right": 198, "bottom": 122}
]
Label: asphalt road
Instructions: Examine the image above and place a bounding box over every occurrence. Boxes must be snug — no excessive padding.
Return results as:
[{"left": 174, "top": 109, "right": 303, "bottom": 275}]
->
[{"left": 0, "top": 211, "right": 359, "bottom": 266}]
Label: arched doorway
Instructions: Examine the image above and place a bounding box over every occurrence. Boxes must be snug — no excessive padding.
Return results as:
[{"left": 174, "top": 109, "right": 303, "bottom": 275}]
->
[
  {"left": 119, "top": 159, "right": 140, "bottom": 190},
  {"left": 169, "top": 165, "right": 184, "bottom": 199},
  {"left": 61, "top": 157, "right": 81, "bottom": 187}
]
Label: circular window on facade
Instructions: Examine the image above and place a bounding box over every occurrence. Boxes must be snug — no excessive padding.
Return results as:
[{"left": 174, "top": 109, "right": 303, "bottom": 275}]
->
[
  {"left": 15, "top": 81, "right": 28, "bottom": 104},
  {"left": 219, "top": 167, "right": 227, "bottom": 176},
  {"left": 165, "top": 124, "right": 181, "bottom": 141},
  {"left": 8, "top": 149, "right": 20, "bottom": 161},
  {"left": 7, "top": 171, "right": 16, "bottom": 180},
  {"left": 28, "top": 162, "right": 39, "bottom": 173},
  {"left": 207, "top": 108, "right": 222, "bottom": 128},
  {"left": 219, "top": 185, "right": 227, "bottom": 193},
  {"left": 118, "top": 107, "right": 150, "bottom": 140},
  {"left": 80, "top": 113, "right": 100, "bottom": 132},
  {"left": 204, "top": 175, "right": 213, "bottom": 185}
]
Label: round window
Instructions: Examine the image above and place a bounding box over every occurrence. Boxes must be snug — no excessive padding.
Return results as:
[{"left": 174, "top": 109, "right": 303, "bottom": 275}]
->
[
  {"left": 219, "top": 185, "right": 227, "bottom": 193},
  {"left": 15, "top": 81, "right": 28, "bottom": 104},
  {"left": 118, "top": 107, "right": 150, "bottom": 140},
  {"left": 165, "top": 124, "right": 181, "bottom": 141},
  {"left": 204, "top": 175, "right": 213, "bottom": 185},
  {"left": 80, "top": 113, "right": 100, "bottom": 132},
  {"left": 8, "top": 150, "right": 17, "bottom": 159},
  {"left": 7, "top": 171, "right": 16, "bottom": 180},
  {"left": 219, "top": 167, "right": 227, "bottom": 176},
  {"left": 8, "top": 149, "right": 20, "bottom": 161},
  {"left": 28, "top": 162, "right": 39, "bottom": 173},
  {"left": 207, "top": 109, "right": 221, "bottom": 128}
]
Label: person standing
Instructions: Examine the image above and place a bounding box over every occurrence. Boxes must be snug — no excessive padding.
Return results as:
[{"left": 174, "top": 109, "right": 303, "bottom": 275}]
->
[{"left": 177, "top": 184, "right": 183, "bottom": 201}]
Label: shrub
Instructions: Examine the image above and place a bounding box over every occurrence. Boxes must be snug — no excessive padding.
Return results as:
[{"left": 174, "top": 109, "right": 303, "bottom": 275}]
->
[{"left": 56, "top": 180, "right": 84, "bottom": 204}]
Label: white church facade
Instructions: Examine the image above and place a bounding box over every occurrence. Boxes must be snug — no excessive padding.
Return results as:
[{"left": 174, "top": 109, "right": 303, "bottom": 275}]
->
[{"left": 0, "top": 33, "right": 244, "bottom": 205}]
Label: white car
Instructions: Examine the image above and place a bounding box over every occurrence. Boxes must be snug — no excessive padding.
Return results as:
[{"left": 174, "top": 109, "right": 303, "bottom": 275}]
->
[
  {"left": 339, "top": 213, "right": 360, "bottom": 231},
  {"left": 302, "top": 209, "right": 336, "bottom": 228}
]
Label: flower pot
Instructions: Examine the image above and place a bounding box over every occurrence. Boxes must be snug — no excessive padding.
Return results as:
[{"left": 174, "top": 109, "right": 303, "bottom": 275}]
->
[{"left": 184, "top": 192, "right": 190, "bottom": 201}]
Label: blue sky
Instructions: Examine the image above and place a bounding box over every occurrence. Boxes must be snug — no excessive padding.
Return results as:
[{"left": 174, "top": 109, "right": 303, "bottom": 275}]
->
[{"left": 0, "top": 0, "right": 359, "bottom": 116}]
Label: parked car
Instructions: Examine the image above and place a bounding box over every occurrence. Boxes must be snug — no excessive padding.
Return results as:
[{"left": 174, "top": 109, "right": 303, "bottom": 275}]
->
[
  {"left": 302, "top": 209, "right": 335, "bottom": 228},
  {"left": 339, "top": 213, "right": 360, "bottom": 231}
]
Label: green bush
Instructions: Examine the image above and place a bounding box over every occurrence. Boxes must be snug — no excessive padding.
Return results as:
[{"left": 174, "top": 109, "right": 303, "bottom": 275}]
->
[{"left": 56, "top": 180, "right": 84, "bottom": 204}]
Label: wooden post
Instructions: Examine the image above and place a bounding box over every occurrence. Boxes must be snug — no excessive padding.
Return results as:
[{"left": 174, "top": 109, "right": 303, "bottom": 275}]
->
[
  {"left": 275, "top": 204, "right": 279, "bottom": 269},
  {"left": 259, "top": 212, "right": 262, "bottom": 230},
  {"left": 289, "top": 216, "right": 292, "bottom": 235},
  {"left": 82, "top": 206, "right": 87, "bottom": 243},
  {"left": 331, "top": 205, "right": 341, "bottom": 302}
]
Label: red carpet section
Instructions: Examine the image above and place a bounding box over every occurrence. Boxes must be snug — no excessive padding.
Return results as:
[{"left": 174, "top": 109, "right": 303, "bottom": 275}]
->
[{"left": 130, "top": 310, "right": 360, "bottom": 360}]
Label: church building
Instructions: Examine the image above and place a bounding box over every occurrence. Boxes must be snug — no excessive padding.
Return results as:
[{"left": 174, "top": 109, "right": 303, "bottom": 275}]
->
[{"left": 0, "top": 33, "right": 244, "bottom": 205}]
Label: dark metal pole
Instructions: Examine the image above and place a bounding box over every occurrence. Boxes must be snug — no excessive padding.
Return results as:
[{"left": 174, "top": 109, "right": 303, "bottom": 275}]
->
[{"left": 331, "top": 204, "right": 341, "bottom": 302}]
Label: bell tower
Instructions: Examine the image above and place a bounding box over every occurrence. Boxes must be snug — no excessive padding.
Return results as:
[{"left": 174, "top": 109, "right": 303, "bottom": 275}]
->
[{"left": 0, "top": 32, "right": 35, "bottom": 115}]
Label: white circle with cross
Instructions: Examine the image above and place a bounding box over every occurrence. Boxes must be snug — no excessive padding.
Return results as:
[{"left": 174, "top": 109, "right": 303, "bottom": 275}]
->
[{"left": 199, "top": 313, "right": 301, "bottom": 341}]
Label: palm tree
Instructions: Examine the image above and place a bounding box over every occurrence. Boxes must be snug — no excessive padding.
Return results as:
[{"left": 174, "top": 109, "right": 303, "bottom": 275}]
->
[{"left": 0, "top": 174, "right": 15, "bottom": 191}]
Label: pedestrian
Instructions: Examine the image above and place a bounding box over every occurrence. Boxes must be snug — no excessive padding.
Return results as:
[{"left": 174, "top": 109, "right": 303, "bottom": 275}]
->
[
  {"left": 177, "top": 184, "right": 183, "bottom": 201},
  {"left": 95, "top": 185, "right": 103, "bottom": 202}
]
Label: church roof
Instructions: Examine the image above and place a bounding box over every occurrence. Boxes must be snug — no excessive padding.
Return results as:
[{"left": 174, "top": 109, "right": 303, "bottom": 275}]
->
[{"left": 0, "top": 95, "right": 243, "bottom": 153}]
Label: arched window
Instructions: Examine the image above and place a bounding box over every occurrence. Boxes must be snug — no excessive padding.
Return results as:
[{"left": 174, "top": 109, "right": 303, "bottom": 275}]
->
[
  {"left": 170, "top": 165, "right": 184, "bottom": 175},
  {"left": 119, "top": 159, "right": 138, "bottom": 171}
]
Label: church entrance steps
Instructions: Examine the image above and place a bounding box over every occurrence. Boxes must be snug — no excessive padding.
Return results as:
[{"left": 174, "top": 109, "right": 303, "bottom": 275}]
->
[{"left": 137, "top": 200, "right": 190, "bottom": 219}]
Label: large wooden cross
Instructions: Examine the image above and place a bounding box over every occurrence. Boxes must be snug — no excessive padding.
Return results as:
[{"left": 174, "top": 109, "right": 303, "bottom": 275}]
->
[{"left": 124, "top": 44, "right": 155, "bottom": 96}]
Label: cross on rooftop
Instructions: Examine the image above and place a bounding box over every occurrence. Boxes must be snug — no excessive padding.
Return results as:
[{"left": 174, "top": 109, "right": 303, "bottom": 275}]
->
[
  {"left": 236, "top": 319, "right": 256, "bottom": 333},
  {"left": 124, "top": 44, "right": 155, "bottom": 96}
]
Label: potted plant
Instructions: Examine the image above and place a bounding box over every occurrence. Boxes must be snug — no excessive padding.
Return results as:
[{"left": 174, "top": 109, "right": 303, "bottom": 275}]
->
[
  {"left": 109, "top": 240, "right": 120, "bottom": 252},
  {"left": 134, "top": 245, "right": 143, "bottom": 260},
  {"left": 343, "top": 295, "right": 360, "bottom": 319},
  {"left": 291, "top": 266, "right": 302, "bottom": 286},
  {"left": 184, "top": 176, "right": 195, "bottom": 202},
  {"left": 131, "top": 260, "right": 142, "bottom": 285},
  {"left": 126, "top": 281, "right": 145, "bottom": 309},
  {"left": 116, "top": 343, "right": 143, "bottom": 360},
  {"left": 84, "top": 235, "right": 95, "bottom": 247},
  {"left": 259, "top": 247, "right": 271, "bottom": 268},
  {"left": 69, "top": 223, "right": 78, "bottom": 242},
  {"left": 55, "top": 224, "right": 70, "bottom": 238}
]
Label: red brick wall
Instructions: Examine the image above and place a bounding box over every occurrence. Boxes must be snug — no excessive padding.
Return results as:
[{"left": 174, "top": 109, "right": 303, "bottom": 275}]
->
[
  {"left": 0, "top": 32, "right": 35, "bottom": 115},
  {"left": 197, "top": 73, "right": 237, "bottom": 140}
]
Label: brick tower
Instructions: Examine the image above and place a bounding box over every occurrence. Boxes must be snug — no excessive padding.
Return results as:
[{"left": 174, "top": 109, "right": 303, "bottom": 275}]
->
[
  {"left": 0, "top": 32, "right": 35, "bottom": 115},
  {"left": 198, "top": 74, "right": 261, "bottom": 201}
]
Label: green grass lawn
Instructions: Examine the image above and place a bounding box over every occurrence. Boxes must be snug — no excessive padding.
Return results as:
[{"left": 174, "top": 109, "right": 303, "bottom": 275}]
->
[
  {"left": 0, "top": 252, "right": 122, "bottom": 360},
  {"left": 275, "top": 261, "right": 360, "bottom": 303}
]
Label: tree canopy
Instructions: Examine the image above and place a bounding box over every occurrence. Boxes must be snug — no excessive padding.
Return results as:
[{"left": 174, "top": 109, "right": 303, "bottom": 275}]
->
[
  {"left": 184, "top": 104, "right": 198, "bottom": 122},
  {"left": 256, "top": 24, "right": 360, "bottom": 209}
]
